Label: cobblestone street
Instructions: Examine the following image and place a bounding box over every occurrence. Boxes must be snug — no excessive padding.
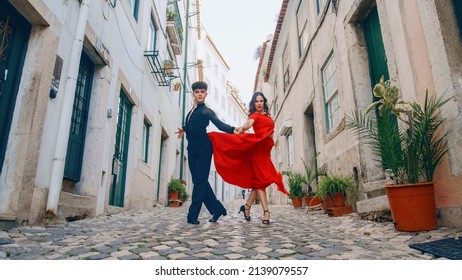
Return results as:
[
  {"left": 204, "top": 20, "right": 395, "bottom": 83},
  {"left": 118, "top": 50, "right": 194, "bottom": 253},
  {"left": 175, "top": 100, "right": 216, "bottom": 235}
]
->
[{"left": 1, "top": 198, "right": 461, "bottom": 260}]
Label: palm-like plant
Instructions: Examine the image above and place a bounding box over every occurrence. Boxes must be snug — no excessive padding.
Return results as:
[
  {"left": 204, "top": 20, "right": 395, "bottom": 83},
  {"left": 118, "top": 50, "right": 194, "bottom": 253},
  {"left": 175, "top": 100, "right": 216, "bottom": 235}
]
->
[
  {"left": 346, "top": 77, "right": 450, "bottom": 184},
  {"left": 282, "top": 171, "right": 305, "bottom": 199},
  {"left": 301, "top": 155, "right": 327, "bottom": 196}
]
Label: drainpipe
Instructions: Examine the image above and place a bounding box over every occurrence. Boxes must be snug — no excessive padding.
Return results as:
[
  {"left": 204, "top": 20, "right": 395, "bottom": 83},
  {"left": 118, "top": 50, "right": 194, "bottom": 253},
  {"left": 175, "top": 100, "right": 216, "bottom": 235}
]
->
[
  {"left": 179, "top": 0, "right": 190, "bottom": 179},
  {"left": 46, "top": 0, "right": 90, "bottom": 216}
]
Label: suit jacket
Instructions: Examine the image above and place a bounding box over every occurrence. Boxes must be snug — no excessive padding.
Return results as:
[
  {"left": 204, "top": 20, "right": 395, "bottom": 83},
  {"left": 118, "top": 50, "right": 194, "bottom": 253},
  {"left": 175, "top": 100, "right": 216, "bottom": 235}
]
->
[{"left": 183, "top": 103, "right": 234, "bottom": 156}]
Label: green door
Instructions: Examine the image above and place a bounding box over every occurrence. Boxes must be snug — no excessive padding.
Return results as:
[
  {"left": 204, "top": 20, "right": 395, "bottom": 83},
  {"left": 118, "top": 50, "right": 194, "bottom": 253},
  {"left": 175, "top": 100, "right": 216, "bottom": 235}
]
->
[
  {"left": 454, "top": 0, "right": 462, "bottom": 41},
  {"left": 64, "top": 52, "right": 94, "bottom": 181},
  {"left": 363, "top": 7, "right": 395, "bottom": 168},
  {"left": 363, "top": 7, "right": 389, "bottom": 86},
  {"left": 0, "top": 2, "right": 31, "bottom": 174},
  {"left": 109, "top": 91, "right": 132, "bottom": 207}
]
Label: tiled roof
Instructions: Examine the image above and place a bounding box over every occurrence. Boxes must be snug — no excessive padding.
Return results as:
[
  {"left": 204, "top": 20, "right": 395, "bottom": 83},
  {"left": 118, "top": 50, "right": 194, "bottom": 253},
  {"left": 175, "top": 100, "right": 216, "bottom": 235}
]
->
[{"left": 264, "top": 0, "right": 289, "bottom": 82}]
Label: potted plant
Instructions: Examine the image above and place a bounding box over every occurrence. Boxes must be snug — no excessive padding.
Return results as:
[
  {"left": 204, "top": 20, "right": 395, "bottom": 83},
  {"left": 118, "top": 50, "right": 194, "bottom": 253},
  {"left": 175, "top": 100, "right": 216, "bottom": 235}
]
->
[
  {"left": 346, "top": 77, "right": 450, "bottom": 231},
  {"left": 166, "top": 8, "right": 176, "bottom": 21},
  {"left": 173, "top": 81, "right": 182, "bottom": 91},
  {"left": 167, "top": 178, "right": 185, "bottom": 204},
  {"left": 177, "top": 179, "right": 189, "bottom": 203},
  {"left": 301, "top": 156, "right": 326, "bottom": 207},
  {"left": 316, "top": 175, "right": 354, "bottom": 212},
  {"left": 282, "top": 171, "right": 305, "bottom": 208},
  {"left": 163, "top": 59, "right": 174, "bottom": 76},
  {"left": 179, "top": 189, "right": 189, "bottom": 203}
]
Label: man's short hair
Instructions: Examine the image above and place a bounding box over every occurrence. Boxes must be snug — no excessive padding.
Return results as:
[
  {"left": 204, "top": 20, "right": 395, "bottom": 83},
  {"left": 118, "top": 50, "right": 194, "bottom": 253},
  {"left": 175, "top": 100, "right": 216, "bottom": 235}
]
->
[{"left": 192, "top": 81, "right": 207, "bottom": 91}]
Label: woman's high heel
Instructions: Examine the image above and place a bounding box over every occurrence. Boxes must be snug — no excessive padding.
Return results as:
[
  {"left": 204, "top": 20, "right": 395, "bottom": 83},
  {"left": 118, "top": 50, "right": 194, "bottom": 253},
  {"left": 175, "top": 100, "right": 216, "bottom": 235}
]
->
[
  {"left": 262, "top": 209, "right": 270, "bottom": 225},
  {"left": 238, "top": 203, "right": 251, "bottom": 221}
]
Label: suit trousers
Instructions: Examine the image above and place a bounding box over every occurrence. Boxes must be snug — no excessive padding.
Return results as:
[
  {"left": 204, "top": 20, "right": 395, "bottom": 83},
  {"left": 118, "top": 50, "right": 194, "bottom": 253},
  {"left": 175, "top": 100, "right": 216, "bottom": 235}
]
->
[{"left": 187, "top": 145, "right": 226, "bottom": 221}]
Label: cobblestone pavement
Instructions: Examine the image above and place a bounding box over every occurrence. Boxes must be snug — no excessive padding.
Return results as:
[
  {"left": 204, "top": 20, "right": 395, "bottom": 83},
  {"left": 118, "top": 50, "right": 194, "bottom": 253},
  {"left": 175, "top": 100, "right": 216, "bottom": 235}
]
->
[{"left": 1, "top": 198, "right": 461, "bottom": 260}]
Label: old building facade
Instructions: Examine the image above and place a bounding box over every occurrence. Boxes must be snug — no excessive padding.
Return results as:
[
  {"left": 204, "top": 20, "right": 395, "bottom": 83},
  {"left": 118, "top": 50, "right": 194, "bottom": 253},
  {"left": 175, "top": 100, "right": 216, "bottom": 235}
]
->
[
  {"left": 256, "top": 0, "right": 462, "bottom": 228},
  {"left": 0, "top": 0, "right": 251, "bottom": 229},
  {"left": 0, "top": 0, "right": 191, "bottom": 227}
]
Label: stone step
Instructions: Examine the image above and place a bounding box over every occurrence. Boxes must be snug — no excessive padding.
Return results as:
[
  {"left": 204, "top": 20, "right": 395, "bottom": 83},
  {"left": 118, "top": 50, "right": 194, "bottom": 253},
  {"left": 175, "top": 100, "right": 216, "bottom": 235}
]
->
[
  {"left": 0, "top": 214, "right": 17, "bottom": 231},
  {"left": 356, "top": 195, "right": 390, "bottom": 213},
  {"left": 363, "top": 179, "right": 393, "bottom": 193}
]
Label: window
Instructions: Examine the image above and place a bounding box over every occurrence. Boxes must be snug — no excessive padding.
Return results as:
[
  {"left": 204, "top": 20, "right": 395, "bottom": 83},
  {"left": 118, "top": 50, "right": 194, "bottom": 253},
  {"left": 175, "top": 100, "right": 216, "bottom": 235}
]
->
[
  {"left": 272, "top": 98, "right": 278, "bottom": 116},
  {"left": 316, "top": 0, "right": 326, "bottom": 15},
  {"left": 141, "top": 119, "right": 151, "bottom": 163},
  {"left": 147, "top": 15, "right": 157, "bottom": 51},
  {"left": 286, "top": 131, "right": 294, "bottom": 166},
  {"left": 127, "top": 0, "right": 139, "bottom": 21},
  {"left": 296, "top": 0, "right": 309, "bottom": 57},
  {"left": 322, "top": 52, "right": 340, "bottom": 133},
  {"left": 282, "top": 44, "right": 290, "bottom": 91},
  {"left": 273, "top": 74, "right": 278, "bottom": 98},
  {"left": 277, "top": 143, "right": 283, "bottom": 171}
]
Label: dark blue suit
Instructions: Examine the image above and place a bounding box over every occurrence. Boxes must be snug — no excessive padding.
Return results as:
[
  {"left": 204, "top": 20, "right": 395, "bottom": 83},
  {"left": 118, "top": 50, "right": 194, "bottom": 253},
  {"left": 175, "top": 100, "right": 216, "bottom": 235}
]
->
[{"left": 183, "top": 103, "right": 235, "bottom": 222}]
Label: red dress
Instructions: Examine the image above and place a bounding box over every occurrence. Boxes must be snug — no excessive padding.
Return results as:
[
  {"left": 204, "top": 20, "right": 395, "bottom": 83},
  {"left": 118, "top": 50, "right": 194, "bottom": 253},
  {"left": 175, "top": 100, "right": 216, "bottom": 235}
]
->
[{"left": 208, "top": 113, "right": 289, "bottom": 195}]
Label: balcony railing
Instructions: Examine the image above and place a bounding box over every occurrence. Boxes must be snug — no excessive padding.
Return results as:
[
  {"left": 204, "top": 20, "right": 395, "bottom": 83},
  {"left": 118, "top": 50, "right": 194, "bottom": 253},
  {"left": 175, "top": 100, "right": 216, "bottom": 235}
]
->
[
  {"left": 166, "top": 2, "right": 183, "bottom": 55},
  {"left": 144, "top": 50, "right": 178, "bottom": 86}
]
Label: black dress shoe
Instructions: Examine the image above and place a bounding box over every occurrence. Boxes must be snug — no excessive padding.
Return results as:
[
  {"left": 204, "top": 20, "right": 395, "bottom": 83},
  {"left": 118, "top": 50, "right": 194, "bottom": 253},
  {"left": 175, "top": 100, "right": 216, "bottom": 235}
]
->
[
  {"left": 209, "top": 210, "right": 227, "bottom": 222},
  {"left": 187, "top": 219, "right": 200, "bottom": 224}
]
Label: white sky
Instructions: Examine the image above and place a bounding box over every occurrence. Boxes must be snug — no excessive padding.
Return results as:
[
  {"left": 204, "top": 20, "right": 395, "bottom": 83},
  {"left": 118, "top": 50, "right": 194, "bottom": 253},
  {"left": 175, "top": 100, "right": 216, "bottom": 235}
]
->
[{"left": 198, "top": 0, "right": 283, "bottom": 103}]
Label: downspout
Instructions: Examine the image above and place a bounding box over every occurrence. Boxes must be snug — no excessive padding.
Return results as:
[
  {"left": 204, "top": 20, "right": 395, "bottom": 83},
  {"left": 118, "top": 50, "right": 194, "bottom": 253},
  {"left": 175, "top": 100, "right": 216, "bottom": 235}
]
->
[
  {"left": 46, "top": 0, "right": 91, "bottom": 215},
  {"left": 179, "top": 0, "right": 190, "bottom": 179}
]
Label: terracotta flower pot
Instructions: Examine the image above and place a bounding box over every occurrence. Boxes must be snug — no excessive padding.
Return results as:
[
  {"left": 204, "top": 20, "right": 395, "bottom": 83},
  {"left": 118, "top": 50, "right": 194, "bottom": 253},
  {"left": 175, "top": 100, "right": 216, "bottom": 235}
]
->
[
  {"left": 291, "top": 197, "right": 303, "bottom": 208},
  {"left": 332, "top": 192, "right": 345, "bottom": 207},
  {"left": 321, "top": 196, "right": 335, "bottom": 213},
  {"left": 305, "top": 196, "right": 321, "bottom": 207},
  {"left": 385, "top": 182, "right": 438, "bottom": 232},
  {"left": 169, "top": 191, "right": 179, "bottom": 200}
]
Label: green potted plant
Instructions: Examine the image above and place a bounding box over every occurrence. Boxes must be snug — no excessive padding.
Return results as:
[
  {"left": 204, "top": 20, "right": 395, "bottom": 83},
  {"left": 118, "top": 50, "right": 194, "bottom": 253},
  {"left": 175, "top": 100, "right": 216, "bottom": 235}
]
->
[
  {"left": 177, "top": 179, "right": 189, "bottom": 203},
  {"left": 316, "top": 175, "right": 354, "bottom": 212},
  {"left": 167, "top": 178, "right": 185, "bottom": 203},
  {"left": 163, "top": 59, "right": 175, "bottom": 76},
  {"left": 282, "top": 171, "right": 305, "bottom": 208},
  {"left": 346, "top": 77, "right": 450, "bottom": 231},
  {"left": 301, "top": 156, "right": 326, "bottom": 207},
  {"left": 166, "top": 8, "right": 176, "bottom": 21},
  {"left": 173, "top": 81, "right": 182, "bottom": 91}
]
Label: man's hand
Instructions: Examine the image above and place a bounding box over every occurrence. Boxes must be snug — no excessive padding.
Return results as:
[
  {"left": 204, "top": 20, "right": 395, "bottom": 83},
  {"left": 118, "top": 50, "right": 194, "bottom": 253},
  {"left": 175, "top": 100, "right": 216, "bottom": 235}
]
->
[
  {"left": 234, "top": 127, "right": 244, "bottom": 134},
  {"left": 176, "top": 128, "right": 185, "bottom": 139}
]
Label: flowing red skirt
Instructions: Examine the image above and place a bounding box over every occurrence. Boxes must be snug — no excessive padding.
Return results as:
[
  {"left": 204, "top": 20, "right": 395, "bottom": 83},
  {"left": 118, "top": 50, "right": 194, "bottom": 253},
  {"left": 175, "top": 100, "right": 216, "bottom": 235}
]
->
[{"left": 208, "top": 132, "right": 289, "bottom": 195}]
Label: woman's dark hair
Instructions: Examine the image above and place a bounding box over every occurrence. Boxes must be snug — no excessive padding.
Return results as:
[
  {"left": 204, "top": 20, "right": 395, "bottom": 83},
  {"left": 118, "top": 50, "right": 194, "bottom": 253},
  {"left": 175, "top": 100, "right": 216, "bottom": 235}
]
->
[{"left": 248, "top": 92, "right": 270, "bottom": 116}]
